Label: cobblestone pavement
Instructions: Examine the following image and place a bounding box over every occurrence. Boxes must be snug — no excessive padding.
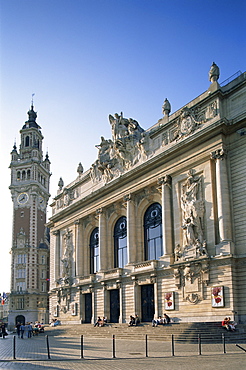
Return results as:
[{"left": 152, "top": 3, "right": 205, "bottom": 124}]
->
[{"left": 0, "top": 334, "right": 246, "bottom": 369}]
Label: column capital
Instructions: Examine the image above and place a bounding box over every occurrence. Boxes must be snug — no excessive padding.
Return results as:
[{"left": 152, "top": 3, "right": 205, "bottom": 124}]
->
[
  {"left": 74, "top": 219, "right": 80, "bottom": 225},
  {"left": 123, "top": 194, "right": 131, "bottom": 202},
  {"left": 210, "top": 147, "right": 227, "bottom": 160},
  {"left": 52, "top": 230, "right": 60, "bottom": 236},
  {"left": 158, "top": 174, "right": 172, "bottom": 186},
  {"left": 96, "top": 207, "right": 103, "bottom": 215}
]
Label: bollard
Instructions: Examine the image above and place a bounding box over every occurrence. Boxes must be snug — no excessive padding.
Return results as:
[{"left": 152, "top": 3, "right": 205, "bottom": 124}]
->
[
  {"left": 13, "top": 335, "right": 16, "bottom": 360},
  {"left": 80, "top": 334, "right": 84, "bottom": 359},
  {"left": 112, "top": 334, "right": 116, "bottom": 358},
  {"left": 236, "top": 344, "right": 246, "bottom": 352},
  {"left": 222, "top": 333, "right": 226, "bottom": 354},
  {"left": 171, "top": 334, "right": 175, "bottom": 356},
  {"left": 46, "top": 335, "right": 51, "bottom": 359},
  {"left": 145, "top": 334, "right": 148, "bottom": 357},
  {"left": 198, "top": 334, "right": 201, "bottom": 355}
]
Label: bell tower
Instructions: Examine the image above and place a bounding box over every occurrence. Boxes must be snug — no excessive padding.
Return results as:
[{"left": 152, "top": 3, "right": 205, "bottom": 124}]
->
[{"left": 8, "top": 103, "right": 51, "bottom": 327}]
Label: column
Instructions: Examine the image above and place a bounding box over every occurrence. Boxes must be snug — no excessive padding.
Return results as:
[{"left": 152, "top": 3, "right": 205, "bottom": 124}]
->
[
  {"left": 74, "top": 220, "right": 83, "bottom": 277},
  {"left": 97, "top": 208, "right": 107, "bottom": 271},
  {"left": 91, "top": 287, "right": 95, "bottom": 324},
  {"left": 158, "top": 175, "right": 173, "bottom": 256},
  {"left": 53, "top": 230, "right": 60, "bottom": 280},
  {"left": 152, "top": 276, "right": 159, "bottom": 319},
  {"left": 124, "top": 194, "right": 136, "bottom": 263},
  {"left": 132, "top": 277, "right": 140, "bottom": 317},
  {"left": 118, "top": 281, "right": 123, "bottom": 323},
  {"left": 211, "top": 148, "right": 233, "bottom": 252}
]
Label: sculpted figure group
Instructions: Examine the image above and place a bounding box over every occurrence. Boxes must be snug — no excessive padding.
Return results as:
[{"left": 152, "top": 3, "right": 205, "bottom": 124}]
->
[
  {"left": 90, "top": 112, "right": 146, "bottom": 183},
  {"left": 175, "top": 169, "right": 209, "bottom": 261}
]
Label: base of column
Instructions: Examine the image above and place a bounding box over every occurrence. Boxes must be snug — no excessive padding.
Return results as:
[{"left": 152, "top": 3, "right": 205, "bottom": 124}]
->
[{"left": 215, "top": 241, "right": 235, "bottom": 256}]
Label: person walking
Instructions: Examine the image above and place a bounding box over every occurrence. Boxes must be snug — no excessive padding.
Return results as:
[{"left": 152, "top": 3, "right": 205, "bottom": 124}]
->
[
  {"left": 20, "top": 323, "right": 25, "bottom": 339},
  {"left": 27, "top": 322, "right": 32, "bottom": 338},
  {"left": 16, "top": 322, "right": 21, "bottom": 338}
]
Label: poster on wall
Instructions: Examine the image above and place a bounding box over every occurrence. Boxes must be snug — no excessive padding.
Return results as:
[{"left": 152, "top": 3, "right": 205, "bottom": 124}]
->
[
  {"left": 211, "top": 286, "right": 224, "bottom": 307},
  {"left": 54, "top": 305, "right": 59, "bottom": 317},
  {"left": 164, "top": 292, "right": 175, "bottom": 310},
  {"left": 71, "top": 302, "right": 78, "bottom": 316}
]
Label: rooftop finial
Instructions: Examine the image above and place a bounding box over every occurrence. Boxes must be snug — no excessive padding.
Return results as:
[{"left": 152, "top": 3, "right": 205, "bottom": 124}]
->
[{"left": 31, "top": 93, "right": 35, "bottom": 108}]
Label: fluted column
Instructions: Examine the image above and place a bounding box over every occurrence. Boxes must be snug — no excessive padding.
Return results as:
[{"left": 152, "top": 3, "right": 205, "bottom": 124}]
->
[
  {"left": 158, "top": 175, "right": 173, "bottom": 255},
  {"left": 53, "top": 230, "right": 60, "bottom": 280},
  {"left": 74, "top": 220, "right": 83, "bottom": 277},
  {"left": 124, "top": 194, "right": 136, "bottom": 263},
  {"left": 211, "top": 148, "right": 232, "bottom": 242},
  {"left": 97, "top": 208, "right": 107, "bottom": 271}
]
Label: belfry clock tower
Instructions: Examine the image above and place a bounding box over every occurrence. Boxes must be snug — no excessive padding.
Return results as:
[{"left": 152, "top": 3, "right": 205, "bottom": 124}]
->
[{"left": 8, "top": 103, "right": 51, "bottom": 328}]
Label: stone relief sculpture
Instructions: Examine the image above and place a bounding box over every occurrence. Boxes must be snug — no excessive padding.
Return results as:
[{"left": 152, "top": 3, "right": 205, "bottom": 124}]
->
[
  {"left": 90, "top": 112, "right": 146, "bottom": 183},
  {"left": 61, "top": 229, "right": 73, "bottom": 279},
  {"left": 179, "top": 107, "right": 200, "bottom": 137},
  {"left": 175, "top": 169, "right": 208, "bottom": 261}
]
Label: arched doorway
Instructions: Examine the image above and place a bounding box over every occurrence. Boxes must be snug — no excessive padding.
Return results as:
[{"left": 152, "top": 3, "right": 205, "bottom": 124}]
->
[{"left": 15, "top": 315, "right": 25, "bottom": 325}]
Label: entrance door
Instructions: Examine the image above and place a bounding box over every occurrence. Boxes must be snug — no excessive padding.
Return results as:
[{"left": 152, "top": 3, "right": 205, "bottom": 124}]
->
[
  {"left": 110, "top": 289, "right": 120, "bottom": 323},
  {"left": 84, "top": 293, "right": 92, "bottom": 323},
  {"left": 141, "top": 284, "right": 154, "bottom": 322},
  {"left": 15, "top": 315, "right": 25, "bottom": 325}
]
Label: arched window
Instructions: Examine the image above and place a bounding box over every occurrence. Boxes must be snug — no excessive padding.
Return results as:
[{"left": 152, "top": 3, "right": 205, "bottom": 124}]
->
[
  {"left": 90, "top": 228, "right": 99, "bottom": 274},
  {"left": 27, "top": 170, "right": 31, "bottom": 179},
  {"left": 114, "top": 216, "right": 127, "bottom": 268},
  {"left": 17, "top": 171, "right": 20, "bottom": 180},
  {"left": 22, "top": 170, "right": 26, "bottom": 180},
  {"left": 144, "top": 203, "right": 163, "bottom": 260},
  {"left": 25, "top": 136, "right": 30, "bottom": 147}
]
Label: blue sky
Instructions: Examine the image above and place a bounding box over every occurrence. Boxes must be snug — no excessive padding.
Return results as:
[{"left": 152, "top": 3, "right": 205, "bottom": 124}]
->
[{"left": 0, "top": 0, "right": 245, "bottom": 292}]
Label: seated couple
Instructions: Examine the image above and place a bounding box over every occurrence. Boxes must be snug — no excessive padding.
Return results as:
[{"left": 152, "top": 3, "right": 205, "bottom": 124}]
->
[
  {"left": 128, "top": 314, "right": 140, "bottom": 326},
  {"left": 222, "top": 317, "right": 237, "bottom": 331},
  {"left": 152, "top": 313, "right": 170, "bottom": 327},
  {"left": 94, "top": 316, "right": 107, "bottom": 327}
]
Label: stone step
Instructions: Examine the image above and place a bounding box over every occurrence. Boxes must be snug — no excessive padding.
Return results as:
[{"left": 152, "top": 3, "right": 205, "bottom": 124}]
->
[{"left": 44, "top": 322, "right": 245, "bottom": 343}]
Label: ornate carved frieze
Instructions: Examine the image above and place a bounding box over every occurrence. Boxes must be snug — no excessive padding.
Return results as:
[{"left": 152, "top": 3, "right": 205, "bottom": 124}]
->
[
  {"left": 162, "top": 101, "right": 219, "bottom": 146},
  {"left": 172, "top": 259, "right": 211, "bottom": 304}
]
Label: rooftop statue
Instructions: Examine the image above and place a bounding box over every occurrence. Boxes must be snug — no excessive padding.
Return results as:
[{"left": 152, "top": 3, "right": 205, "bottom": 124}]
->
[
  {"left": 209, "top": 62, "right": 220, "bottom": 83},
  {"left": 162, "top": 98, "right": 171, "bottom": 116}
]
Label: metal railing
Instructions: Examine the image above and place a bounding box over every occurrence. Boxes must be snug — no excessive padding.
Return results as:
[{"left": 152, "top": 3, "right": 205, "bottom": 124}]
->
[{"left": 6, "top": 332, "right": 246, "bottom": 361}]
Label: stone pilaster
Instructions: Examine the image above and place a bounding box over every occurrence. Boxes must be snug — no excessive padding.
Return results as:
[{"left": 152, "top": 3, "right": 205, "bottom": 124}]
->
[
  {"left": 158, "top": 175, "right": 173, "bottom": 259},
  {"left": 124, "top": 194, "right": 136, "bottom": 263},
  {"left": 97, "top": 208, "right": 107, "bottom": 271},
  {"left": 210, "top": 148, "right": 234, "bottom": 254},
  {"left": 91, "top": 286, "right": 95, "bottom": 324},
  {"left": 152, "top": 276, "right": 159, "bottom": 318},
  {"left": 53, "top": 230, "right": 60, "bottom": 281},
  {"left": 74, "top": 220, "right": 82, "bottom": 277}
]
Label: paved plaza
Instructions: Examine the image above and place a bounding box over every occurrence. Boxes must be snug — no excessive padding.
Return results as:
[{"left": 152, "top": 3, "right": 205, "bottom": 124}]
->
[{"left": 0, "top": 333, "right": 246, "bottom": 369}]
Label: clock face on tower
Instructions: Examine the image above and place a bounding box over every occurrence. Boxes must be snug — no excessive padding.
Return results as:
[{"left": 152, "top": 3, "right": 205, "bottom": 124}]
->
[{"left": 17, "top": 192, "right": 28, "bottom": 204}]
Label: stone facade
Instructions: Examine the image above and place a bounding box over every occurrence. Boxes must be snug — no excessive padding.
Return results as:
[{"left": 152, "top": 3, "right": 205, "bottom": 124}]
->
[{"left": 48, "top": 64, "right": 246, "bottom": 325}]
